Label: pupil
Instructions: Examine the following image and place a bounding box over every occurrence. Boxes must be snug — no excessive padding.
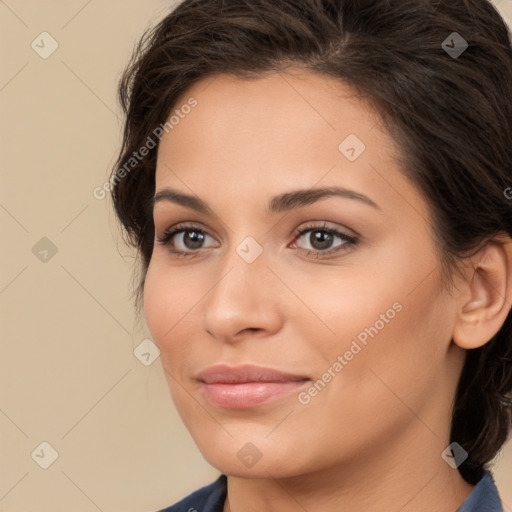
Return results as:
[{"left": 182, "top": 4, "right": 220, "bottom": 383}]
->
[
  {"left": 311, "top": 231, "right": 332, "bottom": 250},
  {"left": 185, "top": 231, "right": 204, "bottom": 249}
]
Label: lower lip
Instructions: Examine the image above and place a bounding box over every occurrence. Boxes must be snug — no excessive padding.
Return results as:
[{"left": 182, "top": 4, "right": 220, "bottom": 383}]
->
[{"left": 200, "top": 381, "right": 309, "bottom": 409}]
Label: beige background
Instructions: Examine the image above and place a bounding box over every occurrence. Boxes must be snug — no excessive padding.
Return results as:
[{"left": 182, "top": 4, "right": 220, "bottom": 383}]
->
[{"left": 0, "top": 1, "right": 511, "bottom": 511}]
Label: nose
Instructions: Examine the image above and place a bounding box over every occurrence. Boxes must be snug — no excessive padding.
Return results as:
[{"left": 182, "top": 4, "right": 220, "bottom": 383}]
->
[{"left": 201, "top": 247, "right": 283, "bottom": 343}]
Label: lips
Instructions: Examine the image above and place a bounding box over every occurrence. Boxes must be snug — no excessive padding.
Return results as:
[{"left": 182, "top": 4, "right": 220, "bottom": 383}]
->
[
  {"left": 197, "top": 364, "right": 309, "bottom": 384},
  {"left": 196, "top": 364, "right": 310, "bottom": 409}
]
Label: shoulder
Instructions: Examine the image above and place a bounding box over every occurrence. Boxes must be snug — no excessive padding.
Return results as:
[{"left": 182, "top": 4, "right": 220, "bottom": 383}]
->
[
  {"left": 156, "top": 475, "right": 227, "bottom": 512},
  {"left": 457, "top": 470, "right": 504, "bottom": 512}
]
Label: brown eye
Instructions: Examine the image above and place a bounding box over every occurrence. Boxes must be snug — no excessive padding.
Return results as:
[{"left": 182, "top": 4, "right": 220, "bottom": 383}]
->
[
  {"left": 292, "top": 223, "right": 358, "bottom": 257},
  {"left": 296, "top": 226, "right": 357, "bottom": 252},
  {"left": 157, "top": 223, "right": 218, "bottom": 256},
  {"left": 175, "top": 230, "right": 207, "bottom": 250},
  {"left": 301, "top": 230, "right": 336, "bottom": 251}
]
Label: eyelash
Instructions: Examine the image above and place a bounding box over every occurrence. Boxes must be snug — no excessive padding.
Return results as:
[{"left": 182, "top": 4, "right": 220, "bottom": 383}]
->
[{"left": 156, "top": 221, "right": 358, "bottom": 259}]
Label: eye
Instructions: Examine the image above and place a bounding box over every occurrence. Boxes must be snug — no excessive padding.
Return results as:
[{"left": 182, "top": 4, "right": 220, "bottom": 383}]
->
[
  {"left": 290, "top": 222, "right": 358, "bottom": 257},
  {"left": 156, "top": 223, "right": 217, "bottom": 257}
]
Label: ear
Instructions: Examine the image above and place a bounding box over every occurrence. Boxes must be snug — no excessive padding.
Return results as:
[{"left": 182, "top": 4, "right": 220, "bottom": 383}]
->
[{"left": 452, "top": 233, "right": 512, "bottom": 350}]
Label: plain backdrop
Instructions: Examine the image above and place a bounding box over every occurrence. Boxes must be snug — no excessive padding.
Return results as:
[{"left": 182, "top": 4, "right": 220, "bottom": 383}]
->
[{"left": 1, "top": 1, "right": 511, "bottom": 511}]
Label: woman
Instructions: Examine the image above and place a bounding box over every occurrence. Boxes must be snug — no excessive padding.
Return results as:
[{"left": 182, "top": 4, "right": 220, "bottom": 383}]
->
[{"left": 109, "top": 0, "right": 512, "bottom": 510}]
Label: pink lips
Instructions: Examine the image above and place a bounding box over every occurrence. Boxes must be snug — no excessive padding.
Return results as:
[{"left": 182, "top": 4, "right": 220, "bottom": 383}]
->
[{"left": 196, "top": 364, "right": 310, "bottom": 409}]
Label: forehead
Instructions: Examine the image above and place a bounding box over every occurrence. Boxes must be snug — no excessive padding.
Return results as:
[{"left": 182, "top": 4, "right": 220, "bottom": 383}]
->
[
  {"left": 153, "top": 68, "right": 426, "bottom": 224},
  {"left": 158, "top": 68, "right": 382, "bottom": 153},
  {"left": 158, "top": 69, "right": 389, "bottom": 163}
]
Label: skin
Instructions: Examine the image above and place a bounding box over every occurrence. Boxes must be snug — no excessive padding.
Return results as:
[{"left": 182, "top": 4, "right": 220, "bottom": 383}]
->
[{"left": 143, "top": 67, "right": 512, "bottom": 512}]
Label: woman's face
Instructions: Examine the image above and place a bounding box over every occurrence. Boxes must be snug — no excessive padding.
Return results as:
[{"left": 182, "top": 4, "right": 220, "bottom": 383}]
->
[{"left": 144, "top": 68, "right": 466, "bottom": 478}]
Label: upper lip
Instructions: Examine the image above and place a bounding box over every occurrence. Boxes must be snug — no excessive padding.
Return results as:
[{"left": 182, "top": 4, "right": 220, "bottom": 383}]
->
[{"left": 196, "top": 364, "right": 310, "bottom": 384}]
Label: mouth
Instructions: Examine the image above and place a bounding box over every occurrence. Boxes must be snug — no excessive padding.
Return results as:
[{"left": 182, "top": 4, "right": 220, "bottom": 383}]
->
[{"left": 196, "top": 364, "right": 311, "bottom": 409}]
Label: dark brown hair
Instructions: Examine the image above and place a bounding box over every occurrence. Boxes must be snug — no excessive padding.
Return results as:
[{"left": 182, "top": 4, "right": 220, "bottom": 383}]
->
[{"left": 110, "top": 0, "right": 512, "bottom": 485}]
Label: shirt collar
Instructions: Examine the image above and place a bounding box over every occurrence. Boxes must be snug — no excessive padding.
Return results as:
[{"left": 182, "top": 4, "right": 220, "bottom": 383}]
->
[{"left": 456, "top": 470, "right": 503, "bottom": 512}]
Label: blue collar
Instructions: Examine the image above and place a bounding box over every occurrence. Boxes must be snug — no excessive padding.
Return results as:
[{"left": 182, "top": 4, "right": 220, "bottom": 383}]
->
[
  {"left": 457, "top": 470, "right": 503, "bottom": 511},
  {"left": 159, "top": 470, "right": 503, "bottom": 511}
]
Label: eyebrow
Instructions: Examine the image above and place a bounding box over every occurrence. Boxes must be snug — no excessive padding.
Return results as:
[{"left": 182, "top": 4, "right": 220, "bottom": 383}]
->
[{"left": 152, "top": 186, "right": 381, "bottom": 214}]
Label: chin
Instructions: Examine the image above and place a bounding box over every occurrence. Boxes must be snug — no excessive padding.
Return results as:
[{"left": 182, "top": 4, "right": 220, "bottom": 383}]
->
[
  {"left": 204, "top": 454, "right": 299, "bottom": 479},
  {"left": 192, "top": 434, "right": 309, "bottom": 479}
]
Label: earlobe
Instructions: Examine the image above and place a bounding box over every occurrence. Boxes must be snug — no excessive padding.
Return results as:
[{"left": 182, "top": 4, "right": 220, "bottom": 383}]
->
[{"left": 452, "top": 234, "right": 512, "bottom": 350}]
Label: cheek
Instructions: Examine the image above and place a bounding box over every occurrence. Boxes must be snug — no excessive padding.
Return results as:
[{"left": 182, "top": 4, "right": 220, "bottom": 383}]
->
[
  {"left": 144, "top": 260, "right": 193, "bottom": 339},
  {"left": 338, "top": 282, "right": 452, "bottom": 412},
  {"left": 143, "top": 262, "right": 167, "bottom": 343},
  {"left": 307, "top": 257, "right": 452, "bottom": 395},
  {"left": 143, "top": 259, "right": 210, "bottom": 382},
  {"left": 143, "top": 261, "right": 189, "bottom": 360}
]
